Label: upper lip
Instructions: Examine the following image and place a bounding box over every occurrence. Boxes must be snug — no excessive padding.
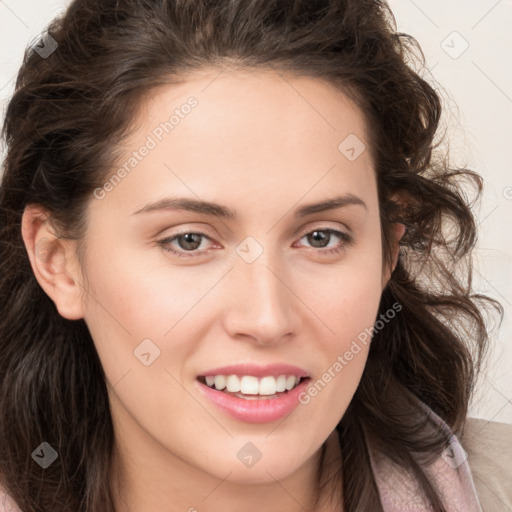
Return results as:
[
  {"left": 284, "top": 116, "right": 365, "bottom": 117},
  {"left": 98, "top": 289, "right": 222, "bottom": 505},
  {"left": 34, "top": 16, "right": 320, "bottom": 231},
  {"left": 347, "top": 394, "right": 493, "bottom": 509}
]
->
[{"left": 198, "top": 363, "right": 310, "bottom": 378}]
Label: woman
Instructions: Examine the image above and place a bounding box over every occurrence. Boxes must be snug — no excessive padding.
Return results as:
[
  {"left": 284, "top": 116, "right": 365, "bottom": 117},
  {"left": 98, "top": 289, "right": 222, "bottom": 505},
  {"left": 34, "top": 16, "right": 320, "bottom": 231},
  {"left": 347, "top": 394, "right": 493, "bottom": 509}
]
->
[{"left": 0, "top": 0, "right": 505, "bottom": 511}]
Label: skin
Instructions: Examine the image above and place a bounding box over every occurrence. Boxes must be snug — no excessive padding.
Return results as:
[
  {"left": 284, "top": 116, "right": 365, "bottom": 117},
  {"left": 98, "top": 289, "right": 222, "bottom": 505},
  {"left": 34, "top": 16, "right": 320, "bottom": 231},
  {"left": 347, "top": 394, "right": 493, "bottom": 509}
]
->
[{"left": 22, "top": 66, "right": 404, "bottom": 512}]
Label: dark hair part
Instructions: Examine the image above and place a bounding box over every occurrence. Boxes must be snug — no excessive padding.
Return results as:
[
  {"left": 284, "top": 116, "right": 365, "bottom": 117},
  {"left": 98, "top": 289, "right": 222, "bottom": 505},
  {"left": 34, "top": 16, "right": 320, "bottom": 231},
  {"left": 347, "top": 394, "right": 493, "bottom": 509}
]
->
[{"left": 0, "top": 1, "right": 503, "bottom": 510}]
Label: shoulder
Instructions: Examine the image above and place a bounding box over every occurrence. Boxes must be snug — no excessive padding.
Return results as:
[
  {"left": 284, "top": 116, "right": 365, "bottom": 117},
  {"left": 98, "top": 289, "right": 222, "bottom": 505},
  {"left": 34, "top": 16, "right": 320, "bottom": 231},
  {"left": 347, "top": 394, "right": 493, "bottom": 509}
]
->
[{"left": 460, "top": 417, "right": 512, "bottom": 512}]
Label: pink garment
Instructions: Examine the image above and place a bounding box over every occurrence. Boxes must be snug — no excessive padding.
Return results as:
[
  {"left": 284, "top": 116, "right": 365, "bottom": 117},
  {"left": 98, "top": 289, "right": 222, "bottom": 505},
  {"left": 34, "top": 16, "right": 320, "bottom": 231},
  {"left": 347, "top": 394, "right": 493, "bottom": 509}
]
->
[
  {"left": 368, "top": 401, "right": 483, "bottom": 512},
  {"left": 0, "top": 403, "right": 482, "bottom": 511},
  {"left": 0, "top": 490, "right": 20, "bottom": 512}
]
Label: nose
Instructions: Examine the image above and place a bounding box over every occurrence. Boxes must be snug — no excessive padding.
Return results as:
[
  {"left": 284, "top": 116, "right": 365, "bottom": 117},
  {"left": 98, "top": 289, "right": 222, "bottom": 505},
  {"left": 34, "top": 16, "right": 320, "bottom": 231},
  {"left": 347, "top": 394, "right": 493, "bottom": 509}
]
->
[{"left": 221, "top": 248, "right": 300, "bottom": 346}]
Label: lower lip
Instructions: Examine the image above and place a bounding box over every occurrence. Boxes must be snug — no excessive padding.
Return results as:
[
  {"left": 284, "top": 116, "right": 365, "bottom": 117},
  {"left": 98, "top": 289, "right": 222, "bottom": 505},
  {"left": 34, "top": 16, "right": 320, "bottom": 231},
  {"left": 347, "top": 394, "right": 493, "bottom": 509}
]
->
[{"left": 196, "top": 378, "right": 311, "bottom": 424}]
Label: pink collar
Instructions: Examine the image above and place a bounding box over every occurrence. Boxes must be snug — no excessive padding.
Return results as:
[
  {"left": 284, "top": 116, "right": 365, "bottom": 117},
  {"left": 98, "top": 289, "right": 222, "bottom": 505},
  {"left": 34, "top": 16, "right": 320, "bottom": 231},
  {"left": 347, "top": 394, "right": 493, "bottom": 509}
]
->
[{"left": 368, "top": 402, "right": 482, "bottom": 511}]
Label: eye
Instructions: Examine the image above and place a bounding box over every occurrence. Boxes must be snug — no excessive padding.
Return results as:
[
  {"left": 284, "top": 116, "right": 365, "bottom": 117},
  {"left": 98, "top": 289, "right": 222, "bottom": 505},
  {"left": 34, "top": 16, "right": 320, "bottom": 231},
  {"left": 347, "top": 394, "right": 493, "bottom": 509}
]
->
[
  {"left": 157, "top": 230, "right": 215, "bottom": 258},
  {"left": 295, "top": 228, "right": 353, "bottom": 255},
  {"left": 157, "top": 227, "right": 353, "bottom": 258}
]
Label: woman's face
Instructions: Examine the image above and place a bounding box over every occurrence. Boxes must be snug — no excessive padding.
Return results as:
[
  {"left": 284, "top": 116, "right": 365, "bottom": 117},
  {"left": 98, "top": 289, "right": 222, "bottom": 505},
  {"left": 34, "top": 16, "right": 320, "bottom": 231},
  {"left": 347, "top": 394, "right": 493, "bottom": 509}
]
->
[{"left": 71, "top": 68, "right": 395, "bottom": 495}]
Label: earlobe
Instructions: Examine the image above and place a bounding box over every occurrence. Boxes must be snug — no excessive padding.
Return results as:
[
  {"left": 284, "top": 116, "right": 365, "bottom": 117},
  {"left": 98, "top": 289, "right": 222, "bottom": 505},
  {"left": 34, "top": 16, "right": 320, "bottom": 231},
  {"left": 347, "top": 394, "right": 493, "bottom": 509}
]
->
[
  {"left": 382, "top": 221, "right": 406, "bottom": 290},
  {"left": 391, "top": 222, "right": 406, "bottom": 272},
  {"left": 21, "top": 205, "right": 85, "bottom": 320}
]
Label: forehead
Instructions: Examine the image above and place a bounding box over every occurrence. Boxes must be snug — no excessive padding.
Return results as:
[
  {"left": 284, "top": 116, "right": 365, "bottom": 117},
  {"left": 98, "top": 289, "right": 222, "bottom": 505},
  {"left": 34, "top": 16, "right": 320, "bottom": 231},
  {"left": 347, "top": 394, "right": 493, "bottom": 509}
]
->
[
  {"left": 100, "top": 67, "right": 376, "bottom": 219},
  {"left": 134, "top": 66, "right": 369, "bottom": 153}
]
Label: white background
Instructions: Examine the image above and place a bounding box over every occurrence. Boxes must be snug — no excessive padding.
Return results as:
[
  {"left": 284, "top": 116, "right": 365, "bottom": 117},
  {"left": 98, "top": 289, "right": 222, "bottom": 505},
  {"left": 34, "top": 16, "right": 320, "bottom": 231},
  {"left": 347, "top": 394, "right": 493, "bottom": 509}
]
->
[{"left": 1, "top": 0, "right": 511, "bottom": 425}]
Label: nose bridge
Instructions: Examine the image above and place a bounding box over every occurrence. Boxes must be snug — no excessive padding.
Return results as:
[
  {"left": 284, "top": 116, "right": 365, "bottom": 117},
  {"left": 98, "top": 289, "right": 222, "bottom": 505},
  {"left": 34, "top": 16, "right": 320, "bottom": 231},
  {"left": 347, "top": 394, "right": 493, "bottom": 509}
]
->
[{"left": 224, "top": 238, "right": 296, "bottom": 343}]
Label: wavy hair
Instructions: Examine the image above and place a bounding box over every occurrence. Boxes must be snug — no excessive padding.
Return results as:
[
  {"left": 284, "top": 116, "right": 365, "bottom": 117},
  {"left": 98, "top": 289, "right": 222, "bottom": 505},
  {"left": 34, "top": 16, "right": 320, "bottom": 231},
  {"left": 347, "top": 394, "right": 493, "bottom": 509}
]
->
[{"left": 0, "top": 0, "right": 503, "bottom": 510}]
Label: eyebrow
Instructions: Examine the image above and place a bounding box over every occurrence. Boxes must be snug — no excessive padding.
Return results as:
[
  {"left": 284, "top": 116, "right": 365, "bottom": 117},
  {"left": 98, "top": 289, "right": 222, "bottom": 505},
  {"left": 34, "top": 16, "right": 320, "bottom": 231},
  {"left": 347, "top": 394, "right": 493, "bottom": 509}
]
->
[{"left": 132, "top": 193, "right": 367, "bottom": 219}]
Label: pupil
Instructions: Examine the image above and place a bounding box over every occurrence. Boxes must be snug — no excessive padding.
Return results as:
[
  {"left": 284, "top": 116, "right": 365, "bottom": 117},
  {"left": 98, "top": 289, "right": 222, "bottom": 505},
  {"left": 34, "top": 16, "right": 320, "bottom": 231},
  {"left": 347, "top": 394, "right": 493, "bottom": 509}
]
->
[
  {"left": 179, "top": 233, "right": 201, "bottom": 250},
  {"left": 308, "top": 230, "right": 328, "bottom": 248}
]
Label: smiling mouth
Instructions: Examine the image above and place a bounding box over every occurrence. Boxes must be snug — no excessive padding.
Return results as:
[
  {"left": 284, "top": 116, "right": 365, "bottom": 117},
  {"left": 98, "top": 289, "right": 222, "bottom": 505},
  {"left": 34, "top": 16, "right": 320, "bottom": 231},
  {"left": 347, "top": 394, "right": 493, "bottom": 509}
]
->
[{"left": 196, "top": 375, "right": 310, "bottom": 399}]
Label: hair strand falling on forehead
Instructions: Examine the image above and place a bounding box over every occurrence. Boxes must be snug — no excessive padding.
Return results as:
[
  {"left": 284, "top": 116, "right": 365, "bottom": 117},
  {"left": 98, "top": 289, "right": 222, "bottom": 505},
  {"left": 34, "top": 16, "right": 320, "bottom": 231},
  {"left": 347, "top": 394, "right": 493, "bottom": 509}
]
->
[{"left": 0, "top": 0, "right": 503, "bottom": 510}]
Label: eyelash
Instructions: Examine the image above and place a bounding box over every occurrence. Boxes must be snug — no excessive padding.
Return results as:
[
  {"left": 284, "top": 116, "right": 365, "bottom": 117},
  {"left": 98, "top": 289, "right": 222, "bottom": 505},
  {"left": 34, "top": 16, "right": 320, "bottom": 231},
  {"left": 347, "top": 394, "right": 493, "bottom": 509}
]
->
[{"left": 157, "top": 227, "right": 354, "bottom": 258}]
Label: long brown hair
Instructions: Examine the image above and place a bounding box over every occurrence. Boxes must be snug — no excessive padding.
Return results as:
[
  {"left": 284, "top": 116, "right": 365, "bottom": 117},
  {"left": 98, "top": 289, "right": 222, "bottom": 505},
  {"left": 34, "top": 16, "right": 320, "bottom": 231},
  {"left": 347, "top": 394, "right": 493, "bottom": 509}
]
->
[{"left": 0, "top": 1, "right": 503, "bottom": 510}]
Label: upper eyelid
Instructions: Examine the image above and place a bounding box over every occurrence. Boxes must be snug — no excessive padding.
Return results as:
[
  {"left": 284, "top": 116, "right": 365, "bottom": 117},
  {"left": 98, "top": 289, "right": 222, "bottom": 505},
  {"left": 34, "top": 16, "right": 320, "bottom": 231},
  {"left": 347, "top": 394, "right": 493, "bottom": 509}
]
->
[
  {"left": 159, "top": 225, "right": 352, "bottom": 251},
  {"left": 161, "top": 222, "right": 351, "bottom": 241}
]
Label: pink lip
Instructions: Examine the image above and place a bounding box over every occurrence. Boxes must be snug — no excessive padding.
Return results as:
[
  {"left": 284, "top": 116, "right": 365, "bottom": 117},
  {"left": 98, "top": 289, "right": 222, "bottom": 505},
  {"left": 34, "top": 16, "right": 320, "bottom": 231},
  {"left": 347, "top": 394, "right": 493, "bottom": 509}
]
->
[
  {"left": 195, "top": 377, "right": 311, "bottom": 423},
  {"left": 198, "top": 363, "right": 310, "bottom": 378}
]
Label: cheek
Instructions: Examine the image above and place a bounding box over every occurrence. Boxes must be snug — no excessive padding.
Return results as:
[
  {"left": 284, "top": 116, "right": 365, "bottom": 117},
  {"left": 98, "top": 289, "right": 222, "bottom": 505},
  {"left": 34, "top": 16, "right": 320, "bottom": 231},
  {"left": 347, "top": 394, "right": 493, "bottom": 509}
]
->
[
  {"left": 300, "top": 275, "right": 380, "bottom": 426},
  {"left": 81, "top": 243, "right": 197, "bottom": 334},
  {"left": 320, "top": 270, "right": 380, "bottom": 373},
  {"left": 299, "top": 254, "right": 383, "bottom": 339},
  {"left": 296, "top": 252, "right": 383, "bottom": 406},
  {"left": 80, "top": 244, "right": 225, "bottom": 389}
]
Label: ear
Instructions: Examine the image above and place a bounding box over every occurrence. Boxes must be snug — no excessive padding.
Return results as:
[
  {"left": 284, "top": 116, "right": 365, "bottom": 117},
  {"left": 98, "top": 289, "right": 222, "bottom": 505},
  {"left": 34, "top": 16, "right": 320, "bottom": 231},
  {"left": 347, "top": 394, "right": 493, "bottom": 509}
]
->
[
  {"left": 21, "top": 204, "right": 85, "bottom": 320},
  {"left": 381, "top": 221, "right": 405, "bottom": 290},
  {"left": 390, "top": 221, "right": 406, "bottom": 272}
]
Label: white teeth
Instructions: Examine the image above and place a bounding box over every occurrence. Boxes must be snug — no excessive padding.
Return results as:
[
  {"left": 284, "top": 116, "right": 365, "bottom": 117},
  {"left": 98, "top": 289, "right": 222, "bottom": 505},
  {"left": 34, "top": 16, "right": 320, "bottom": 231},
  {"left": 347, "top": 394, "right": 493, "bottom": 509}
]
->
[
  {"left": 259, "top": 376, "right": 278, "bottom": 395},
  {"left": 213, "top": 375, "right": 226, "bottom": 390},
  {"left": 285, "top": 375, "right": 297, "bottom": 391},
  {"left": 275, "top": 375, "right": 287, "bottom": 392},
  {"left": 240, "top": 376, "right": 259, "bottom": 394},
  {"left": 202, "top": 374, "right": 304, "bottom": 395},
  {"left": 226, "top": 375, "right": 242, "bottom": 393}
]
